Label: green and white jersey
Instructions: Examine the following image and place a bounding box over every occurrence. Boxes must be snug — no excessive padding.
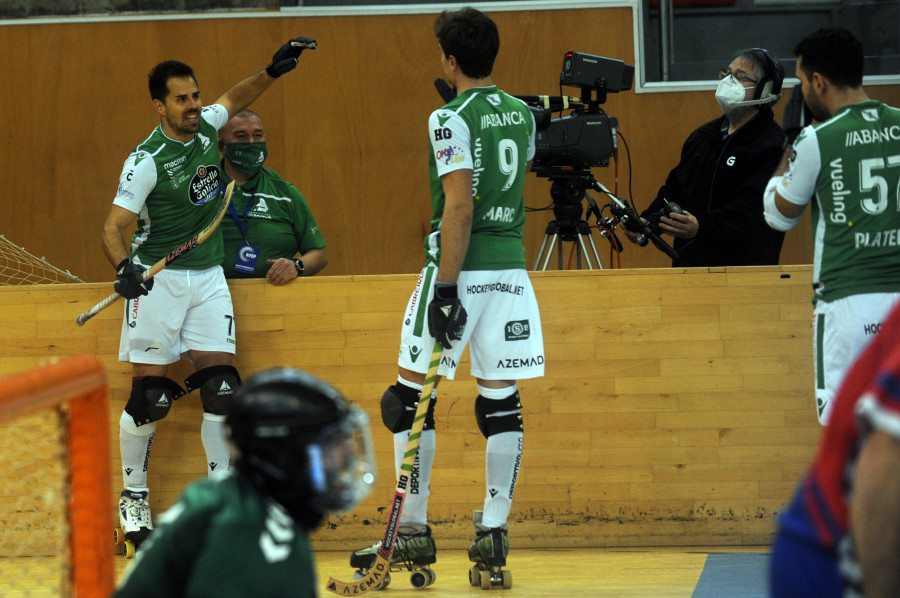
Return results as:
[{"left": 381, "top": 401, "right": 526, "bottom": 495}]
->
[
  {"left": 113, "top": 105, "right": 230, "bottom": 270},
  {"left": 778, "top": 100, "right": 900, "bottom": 302},
  {"left": 425, "top": 85, "right": 536, "bottom": 270},
  {"left": 113, "top": 474, "right": 317, "bottom": 598},
  {"left": 220, "top": 166, "right": 326, "bottom": 278}
]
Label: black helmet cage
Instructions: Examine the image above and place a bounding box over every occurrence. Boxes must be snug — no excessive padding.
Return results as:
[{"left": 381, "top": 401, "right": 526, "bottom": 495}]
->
[{"left": 227, "top": 368, "right": 376, "bottom": 515}]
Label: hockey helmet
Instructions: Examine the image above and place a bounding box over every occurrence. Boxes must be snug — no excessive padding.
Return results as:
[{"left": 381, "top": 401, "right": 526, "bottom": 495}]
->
[{"left": 227, "top": 368, "right": 376, "bottom": 520}]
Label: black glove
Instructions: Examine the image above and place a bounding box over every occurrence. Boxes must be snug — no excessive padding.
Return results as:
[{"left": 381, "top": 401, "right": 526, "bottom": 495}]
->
[
  {"left": 427, "top": 282, "right": 467, "bottom": 349},
  {"left": 114, "top": 258, "right": 153, "bottom": 300},
  {"left": 265, "top": 36, "right": 317, "bottom": 78}
]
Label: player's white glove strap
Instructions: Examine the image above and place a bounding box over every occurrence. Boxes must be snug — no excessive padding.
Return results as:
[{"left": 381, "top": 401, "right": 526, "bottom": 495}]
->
[{"left": 763, "top": 177, "right": 802, "bottom": 232}]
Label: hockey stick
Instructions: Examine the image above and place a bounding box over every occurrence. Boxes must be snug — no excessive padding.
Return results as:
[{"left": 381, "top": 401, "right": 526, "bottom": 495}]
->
[
  {"left": 75, "top": 181, "right": 235, "bottom": 326},
  {"left": 326, "top": 341, "right": 444, "bottom": 595}
]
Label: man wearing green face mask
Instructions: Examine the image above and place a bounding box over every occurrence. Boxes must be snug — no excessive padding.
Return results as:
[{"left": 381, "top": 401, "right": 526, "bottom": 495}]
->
[{"left": 219, "top": 110, "right": 327, "bottom": 284}]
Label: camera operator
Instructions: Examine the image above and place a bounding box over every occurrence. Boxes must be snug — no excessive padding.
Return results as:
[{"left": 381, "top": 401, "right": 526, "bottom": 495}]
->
[{"left": 625, "top": 48, "right": 787, "bottom": 267}]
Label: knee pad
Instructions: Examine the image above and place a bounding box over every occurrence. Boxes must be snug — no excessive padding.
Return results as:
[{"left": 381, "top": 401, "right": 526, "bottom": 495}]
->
[
  {"left": 185, "top": 365, "right": 241, "bottom": 416},
  {"left": 125, "top": 376, "right": 186, "bottom": 427},
  {"left": 474, "top": 391, "right": 523, "bottom": 438},
  {"left": 380, "top": 384, "right": 436, "bottom": 433}
]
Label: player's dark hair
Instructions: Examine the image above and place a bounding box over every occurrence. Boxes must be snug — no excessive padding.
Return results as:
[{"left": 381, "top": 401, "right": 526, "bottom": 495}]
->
[
  {"left": 433, "top": 7, "right": 499, "bottom": 80},
  {"left": 794, "top": 28, "right": 864, "bottom": 88},
  {"left": 148, "top": 60, "right": 198, "bottom": 102}
]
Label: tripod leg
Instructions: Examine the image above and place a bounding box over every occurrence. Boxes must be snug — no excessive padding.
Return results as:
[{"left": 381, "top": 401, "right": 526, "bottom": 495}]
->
[
  {"left": 576, "top": 234, "right": 594, "bottom": 270},
  {"left": 586, "top": 234, "right": 604, "bottom": 270},
  {"left": 534, "top": 234, "right": 551, "bottom": 271},
  {"left": 556, "top": 236, "right": 565, "bottom": 270},
  {"left": 539, "top": 234, "right": 559, "bottom": 271}
]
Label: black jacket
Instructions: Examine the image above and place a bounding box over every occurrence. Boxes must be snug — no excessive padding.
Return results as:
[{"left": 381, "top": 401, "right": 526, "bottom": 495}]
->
[{"left": 643, "top": 107, "right": 787, "bottom": 267}]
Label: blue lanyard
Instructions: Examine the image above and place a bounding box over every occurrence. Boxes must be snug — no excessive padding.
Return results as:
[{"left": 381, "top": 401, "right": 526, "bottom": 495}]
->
[{"left": 228, "top": 183, "right": 258, "bottom": 242}]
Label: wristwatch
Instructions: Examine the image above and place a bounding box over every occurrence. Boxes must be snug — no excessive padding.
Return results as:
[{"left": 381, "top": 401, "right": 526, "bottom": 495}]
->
[{"left": 293, "top": 258, "right": 305, "bottom": 276}]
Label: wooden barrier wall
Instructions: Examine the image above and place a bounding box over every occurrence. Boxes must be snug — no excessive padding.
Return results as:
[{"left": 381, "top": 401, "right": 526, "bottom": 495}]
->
[
  {"left": 0, "top": 267, "right": 820, "bottom": 548},
  {"left": 4, "top": 8, "right": 899, "bottom": 282}
]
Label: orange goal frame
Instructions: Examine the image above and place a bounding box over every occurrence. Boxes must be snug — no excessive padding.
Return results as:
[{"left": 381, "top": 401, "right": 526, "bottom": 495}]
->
[{"left": 0, "top": 354, "right": 114, "bottom": 597}]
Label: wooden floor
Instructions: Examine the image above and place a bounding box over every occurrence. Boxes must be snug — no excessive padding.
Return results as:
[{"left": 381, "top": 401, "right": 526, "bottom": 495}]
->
[
  {"left": 110, "top": 546, "right": 765, "bottom": 597},
  {"left": 0, "top": 546, "right": 767, "bottom": 596}
]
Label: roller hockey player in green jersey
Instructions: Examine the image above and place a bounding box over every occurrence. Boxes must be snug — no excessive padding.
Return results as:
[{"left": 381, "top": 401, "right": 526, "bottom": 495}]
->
[
  {"left": 113, "top": 368, "right": 376, "bottom": 597},
  {"left": 349, "top": 7, "right": 543, "bottom": 591},
  {"left": 103, "top": 37, "right": 316, "bottom": 555},
  {"left": 764, "top": 27, "right": 900, "bottom": 426}
]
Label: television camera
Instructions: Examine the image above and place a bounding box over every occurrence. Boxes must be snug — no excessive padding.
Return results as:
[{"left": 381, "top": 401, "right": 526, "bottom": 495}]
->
[
  {"left": 514, "top": 51, "right": 678, "bottom": 267},
  {"left": 430, "top": 51, "right": 678, "bottom": 266}
]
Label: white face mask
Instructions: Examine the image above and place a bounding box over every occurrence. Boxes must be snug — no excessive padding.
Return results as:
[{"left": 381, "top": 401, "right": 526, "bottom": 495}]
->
[{"left": 715, "top": 75, "right": 752, "bottom": 113}]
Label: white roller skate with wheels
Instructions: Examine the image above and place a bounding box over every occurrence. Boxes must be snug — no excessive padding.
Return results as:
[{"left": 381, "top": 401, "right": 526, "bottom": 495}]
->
[
  {"left": 468, "top": 511, "right": 512, "bottom": 590},
  {"left": 114, "top": 489, "right": 153, "bottom": 559},
  {"left": 349, "top": 524, "right": 437, "bottom": 590}
]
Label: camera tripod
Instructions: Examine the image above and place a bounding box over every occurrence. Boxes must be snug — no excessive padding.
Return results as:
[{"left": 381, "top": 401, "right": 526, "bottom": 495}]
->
[{"left": 533, "top": 178, "right": 609, "bottom": 271}]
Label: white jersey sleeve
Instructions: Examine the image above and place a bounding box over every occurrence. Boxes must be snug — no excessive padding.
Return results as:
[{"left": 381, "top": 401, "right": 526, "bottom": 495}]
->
[
  {"left": 113, "top": 151, "right": 157, "bottom": 214},
  {"left": 776, "top": 125, "right": 821, "bottom": 206},
  {"left": 429, "top": 110, "right": 472, "bottom": 177},
  {"left": 203, "top": 104, "right": 229, "bottom": 131}
]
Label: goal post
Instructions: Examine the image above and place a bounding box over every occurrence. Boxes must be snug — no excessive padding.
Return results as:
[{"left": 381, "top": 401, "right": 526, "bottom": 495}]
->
[{"left": 0, "top": 354, "right": 114, "bottom": 597}]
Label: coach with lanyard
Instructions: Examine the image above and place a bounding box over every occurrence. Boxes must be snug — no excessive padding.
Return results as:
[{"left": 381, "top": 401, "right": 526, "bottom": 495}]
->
[{"left": 218, "top": 110, "right": 327, "bottom": 285}]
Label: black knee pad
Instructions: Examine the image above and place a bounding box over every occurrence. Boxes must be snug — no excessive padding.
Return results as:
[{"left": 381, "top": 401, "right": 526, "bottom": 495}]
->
[
  {"left": 380, "top": 383, "right": 436, "bottom": 433},
  {"left": 474, "top": 391, "right": 523, "bottom": 438},
  {"left": 125, "top": 376, "right": 186, "bottom": 427},
  {"left": 185, "top": 365, "right": 241, "bottom": 416}
]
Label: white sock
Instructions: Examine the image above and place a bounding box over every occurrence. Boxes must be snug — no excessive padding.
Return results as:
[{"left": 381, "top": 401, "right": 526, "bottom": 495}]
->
[
  {"left": 396, "top": 428, "right": 435, "bottom": 526},
  {"left": 201, "top": 413, "right": 230, "bottom": 476},
  {"left": 119, "top": 412, "right": 155, "bottom": 491},
  {"left": 477, "top": 384, "right": 522, "bottom": 529},
  {"left": 393, "top": 378, "right": 434, "bottom": 527},
  {"left": 483, "top": 431, "right": 522, "bottom": 528}
]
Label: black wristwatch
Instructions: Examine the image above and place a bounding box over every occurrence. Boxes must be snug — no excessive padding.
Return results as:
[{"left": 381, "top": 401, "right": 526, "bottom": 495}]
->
[{"left": 293, "top": 258, "right": 305, "bottom": 276}]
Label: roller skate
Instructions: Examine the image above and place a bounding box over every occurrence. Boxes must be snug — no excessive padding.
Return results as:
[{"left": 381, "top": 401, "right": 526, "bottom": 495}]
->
[
  {"left": 468, "top": 511, "right": 512, "bottom": 590},
  {"left": 114, "top": 489, "right": 153, "bottom": 559},
  {"left": 349, "top": 524, "right": 437, "bottom": 590}
]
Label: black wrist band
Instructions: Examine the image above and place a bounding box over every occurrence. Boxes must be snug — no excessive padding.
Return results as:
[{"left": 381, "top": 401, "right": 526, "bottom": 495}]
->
[{"left": 293, "top": 258, "right": 305, "bottom": 276}]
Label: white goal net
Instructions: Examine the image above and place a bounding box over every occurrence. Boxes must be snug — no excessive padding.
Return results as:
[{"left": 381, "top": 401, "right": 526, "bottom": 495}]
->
[{"left": 0, "top": 235, "right": 82, "bottom": 286}]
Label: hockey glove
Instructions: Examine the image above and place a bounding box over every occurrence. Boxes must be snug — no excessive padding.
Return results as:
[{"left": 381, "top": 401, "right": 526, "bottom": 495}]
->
[
  {"left": 427, "top": 282, "right": 467, "bottom": 349},
  {"left": 265, "top": 36, "right": 317, "bottom": 78},
  {"left": 114, "top": 258, "right": 153, "bottom": 300}
]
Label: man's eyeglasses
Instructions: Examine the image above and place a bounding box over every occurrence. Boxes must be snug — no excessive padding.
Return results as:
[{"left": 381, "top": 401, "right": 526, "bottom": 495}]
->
[{"left": 718, "top": 69, "right": 758, "bottom": 85}]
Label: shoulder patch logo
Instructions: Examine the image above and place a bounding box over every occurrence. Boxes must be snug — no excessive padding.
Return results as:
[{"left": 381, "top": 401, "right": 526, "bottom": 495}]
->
[
  {"left": 487, "top": 94, "right": 501, "bottom": 106},
  {"left": 437, "top": 112, "right": 453, "bottom": 128}
]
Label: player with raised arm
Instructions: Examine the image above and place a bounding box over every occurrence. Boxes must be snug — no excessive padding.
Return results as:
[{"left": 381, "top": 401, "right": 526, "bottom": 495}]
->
[
  {"left": 102, "top": 37, "right": 316, "bottom": 556},
  {"left": 345, "top": 7, "right": 544, "bottom": 591}
]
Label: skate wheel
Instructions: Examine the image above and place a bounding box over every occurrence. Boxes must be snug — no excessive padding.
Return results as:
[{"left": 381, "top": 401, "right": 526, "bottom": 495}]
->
[
  {"left": 410, "top": 570, "right": 428, "bottom": 589},
  {"left": 426, "top": 568, "right": 437, "bottom": 587},
  {"left": 501, "top": 569, "right": 512, "bottom": 589},
  {"left": 124, "top": 540, "right": 136, "bottom": 559},
  {"left": 469, "top": 565, "right": 482, "bottom": 586},
  {"left": 479, "top": 570, "right": 492, "bottom": 590},
  {"left": 378, "top": 572, "right": 391, "bottom": 590},
  {"left": 113, "top": 528, "right": 125, "bottom": 546}
]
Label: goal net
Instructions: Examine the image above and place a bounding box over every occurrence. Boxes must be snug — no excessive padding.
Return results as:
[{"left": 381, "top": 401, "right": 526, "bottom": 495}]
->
[
  {"left": 0, "top": 355, "right": 114, "bottom": 597},
  {"left": 0, "top": 235, "right": 82, "bottom": 286}
]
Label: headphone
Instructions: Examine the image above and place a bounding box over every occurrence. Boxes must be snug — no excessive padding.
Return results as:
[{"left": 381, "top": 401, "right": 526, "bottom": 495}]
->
[{"left": 747, "top": 48, "right": 785, "bottom": 104}]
